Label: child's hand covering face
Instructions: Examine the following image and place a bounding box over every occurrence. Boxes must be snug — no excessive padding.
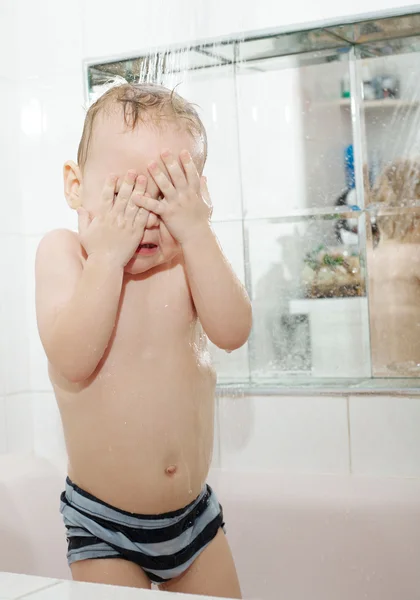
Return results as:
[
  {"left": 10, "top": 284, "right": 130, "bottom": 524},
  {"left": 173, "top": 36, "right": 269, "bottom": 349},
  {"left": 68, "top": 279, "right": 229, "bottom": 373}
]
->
[
  {"left": 78, "top": 170, "right": 150, "bottom": 267},
  {"left": 131, "top": 149, "right": 212, "bottom": 246}
]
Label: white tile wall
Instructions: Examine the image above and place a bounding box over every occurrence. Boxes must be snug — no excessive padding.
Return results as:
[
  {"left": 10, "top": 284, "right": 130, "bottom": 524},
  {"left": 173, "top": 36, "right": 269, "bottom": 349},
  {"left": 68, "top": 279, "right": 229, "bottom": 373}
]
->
[
  {"left": 4, "top": 394, "right": 34, "bottom": 454},
  {"left": 349, "top": 395, "right": 420, "bottom": 477},
  {"left": 177, "top": 67, "right": 243, "bottom": 222},
  {"left": 0, "top": 3, "right": 18, "bottom": 84},
  {"left": 0, "top": 78, "right": 22, "bottom": 235},
  {"left": 237, "top": 68, "right": 306, "bottom": 217},
  {"left": 14, "top": 0, "right": 83, "bottom": 81},
  {"left": 83, "top": 0, "right": 243, "bottom": 60},
  {"left": 19, "top": 76, "right": 83, "bottom": 236},
  {"left": 82, "top": 0, "right": 420, "bottom": 60},
  {"left": 218, "top": 395, "right": 350, "bottom": 474},
  {"left": 0, "top": 397, "right": 7, "bottom": 454},
  {"left": 25, "top": 236, "right": 53, "bottom": 393},
  {"left": 299, "top": 59, "right": 351, "bottom": 207},
  {"left": 13, "top": 0, "right": 84, "bottom": 239},
  {"left": 0, "top": 235, "right": 30, "bottom": 395}
]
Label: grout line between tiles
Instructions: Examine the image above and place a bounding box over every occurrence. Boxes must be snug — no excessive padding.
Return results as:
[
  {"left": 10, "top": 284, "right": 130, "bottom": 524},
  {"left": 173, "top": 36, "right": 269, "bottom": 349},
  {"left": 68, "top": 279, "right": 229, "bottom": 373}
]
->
[
  {"left": 17, "top": 581, "right": 62, "bottom": 599},
  {"left": 4, "top": 390, "right": 53, "bottom": 398}
]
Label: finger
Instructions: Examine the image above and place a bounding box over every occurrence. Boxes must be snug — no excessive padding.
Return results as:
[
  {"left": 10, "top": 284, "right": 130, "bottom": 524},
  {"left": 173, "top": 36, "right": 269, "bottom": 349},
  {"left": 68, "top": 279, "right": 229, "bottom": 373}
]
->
[
  {"left": 200, "top": 176, "right": 213, "bottom": 217},
  {"left": 102, "top": 173, "right": 117, "bottom": 210},
  {"left": 134, "top": 174, "right": 148, "bottom": 195},
  {"left": 143, "top": 191, "right": 160, "bottom": 228},
  {"left": 145, "top": 176, "right": 160, "bottom": 200},
  {"left": 200, "top": 176, "right": 210, "bottom": 202},
  {"left": 180, "top": 150, "right": 200, "bottom": 190},
  {"left": 124, "top": 175, "right": 147, "bottom": 220},
  {"left": 148, "top": 161, "right": 176, "bottom": 200},
  {"left": 146, "top": 210, "right": 159, "bottom": 229},
  {"left": 132, "top": 192, "right": 165, "bottom": 216},
  {"left": 134, "top": 206, "right": 150, "bottom": 231},
  {"left": 77, "top": 207, "right": 91, "bottom": 234},
  {"left": 161, "top": 149, "right": 187, "bottom": 189},
  {"left": 124, "top": 201, "right": 140, "bottom": 226},
  {"left": 114, "top": 170, "right": 137, "bottom": 214}
]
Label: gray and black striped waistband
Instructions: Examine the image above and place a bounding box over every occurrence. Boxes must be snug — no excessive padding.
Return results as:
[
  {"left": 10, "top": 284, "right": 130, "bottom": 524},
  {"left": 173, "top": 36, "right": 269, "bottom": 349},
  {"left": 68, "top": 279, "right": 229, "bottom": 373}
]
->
[{"left": 62, "top": 477, "right": 210, "bottom": 529}]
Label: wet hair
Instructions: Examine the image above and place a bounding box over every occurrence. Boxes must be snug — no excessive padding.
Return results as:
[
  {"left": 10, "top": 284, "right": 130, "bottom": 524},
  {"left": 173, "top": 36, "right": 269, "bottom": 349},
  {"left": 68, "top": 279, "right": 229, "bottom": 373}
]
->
[
  {"left": 77, "top": 81, "right": 207, "bottom": 170},
  {"left": 367, "top": 159, "right": 420, "bottom": 243}
]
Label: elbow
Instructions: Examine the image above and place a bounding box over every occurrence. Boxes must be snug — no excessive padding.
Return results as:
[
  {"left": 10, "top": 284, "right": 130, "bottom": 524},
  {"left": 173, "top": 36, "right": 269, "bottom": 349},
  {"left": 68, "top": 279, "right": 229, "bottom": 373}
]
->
[
  {"left": 46, "top": 347, "right": 96, "bottom": 384},
  {"left": 63, "top": 369, "right": 93, "bottom": 384},
  {"left": 219, "top": 338, "right": 248, "bottom": 352},
  {"left": 211, "top": 305, "right": 253, "bottom": 352},
  {"left": 52, "top": 360, "right": 95, "bottom": 384},
  {"left": 45, "top": 332, "right": 98, "bottom": 384},
  {"left": 216, "top": 329, "right": 250, "bottom": 352}
]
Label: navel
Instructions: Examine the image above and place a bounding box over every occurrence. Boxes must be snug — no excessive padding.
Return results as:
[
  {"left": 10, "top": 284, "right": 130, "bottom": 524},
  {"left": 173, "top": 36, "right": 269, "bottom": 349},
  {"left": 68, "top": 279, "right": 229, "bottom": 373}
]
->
[{"left": 165, "top": 464, "right": 177, "bottom": 476}]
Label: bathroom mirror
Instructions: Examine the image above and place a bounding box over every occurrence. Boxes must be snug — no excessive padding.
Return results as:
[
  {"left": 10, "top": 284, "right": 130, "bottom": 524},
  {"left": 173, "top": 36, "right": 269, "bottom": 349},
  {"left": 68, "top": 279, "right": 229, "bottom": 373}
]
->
[{"left": 87, "top": 11, "right": 420, "bottom": 392}]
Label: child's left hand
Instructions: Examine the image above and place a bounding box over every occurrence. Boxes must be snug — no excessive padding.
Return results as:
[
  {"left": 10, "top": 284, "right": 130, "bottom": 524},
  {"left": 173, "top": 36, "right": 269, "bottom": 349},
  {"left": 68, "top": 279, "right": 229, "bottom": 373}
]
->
[{"left": 132, "top": 149, "right": 212, "bottom": 246}]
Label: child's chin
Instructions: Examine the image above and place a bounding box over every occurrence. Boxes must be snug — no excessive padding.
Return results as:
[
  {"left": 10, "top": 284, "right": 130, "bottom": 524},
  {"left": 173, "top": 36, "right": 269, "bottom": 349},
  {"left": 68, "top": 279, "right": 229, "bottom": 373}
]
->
[
  {"left": 124, "top": 246, "right": 180, "bottom": 275},
  {"left": 124, "top": 261, "right": 158, "bottom": 275},
  {"left": 124, "top": 251, "right": 168, "bottom": 275}
]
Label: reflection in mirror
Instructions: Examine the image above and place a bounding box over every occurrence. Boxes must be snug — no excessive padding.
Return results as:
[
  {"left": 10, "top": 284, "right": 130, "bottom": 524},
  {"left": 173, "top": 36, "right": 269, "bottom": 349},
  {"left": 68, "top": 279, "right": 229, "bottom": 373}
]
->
[
  {"left": 367, "top": 161, "right": 420, "bottom": 376},
  {"left": 249, "top": 214, "right": 370, "bottom": 381},
  {"left": 328, "top": 13, "right": 420, "bottom": 44},
  {"left": 360, "top": 38, "right": 420, "bottom": 377}
]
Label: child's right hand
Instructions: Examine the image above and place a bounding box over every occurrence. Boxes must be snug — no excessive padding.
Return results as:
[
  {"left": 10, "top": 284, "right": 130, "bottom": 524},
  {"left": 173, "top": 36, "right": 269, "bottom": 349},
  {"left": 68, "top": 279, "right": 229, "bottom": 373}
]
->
[{"left": 78, "top": 171, "right": 150, "bottom": 268}]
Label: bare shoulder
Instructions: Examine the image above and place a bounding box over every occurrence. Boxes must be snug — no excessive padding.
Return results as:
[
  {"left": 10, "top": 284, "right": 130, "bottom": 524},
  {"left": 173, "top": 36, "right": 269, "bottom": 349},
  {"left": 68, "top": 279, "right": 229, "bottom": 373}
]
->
[
  {"left": 35, "top": 230, "right": 83, "bottom": 332},
  {"left": 36, "top": 229, "right": 83, "bottom": 272},
  {"left": 37, "top": 229, "right": 80, "bottom": 259},
  {"left": 35, "top": 229, "right": 83, "bottom": 295}
]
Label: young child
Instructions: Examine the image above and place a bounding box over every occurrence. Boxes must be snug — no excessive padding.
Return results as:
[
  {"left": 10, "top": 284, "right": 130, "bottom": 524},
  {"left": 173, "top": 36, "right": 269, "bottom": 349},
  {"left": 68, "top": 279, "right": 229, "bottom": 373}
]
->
[
  {"left": 35, "top": 82, "right": 251, "bottom": 597},
  {"left": 367, "top": 159, "right": 420, "bottom": 376}
]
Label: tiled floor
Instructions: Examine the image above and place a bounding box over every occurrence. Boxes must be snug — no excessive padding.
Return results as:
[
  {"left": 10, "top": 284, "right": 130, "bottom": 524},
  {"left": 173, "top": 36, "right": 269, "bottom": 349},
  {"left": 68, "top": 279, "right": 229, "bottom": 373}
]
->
[{"left": 0, "top": 572, "right": 227, "bottom": 599}]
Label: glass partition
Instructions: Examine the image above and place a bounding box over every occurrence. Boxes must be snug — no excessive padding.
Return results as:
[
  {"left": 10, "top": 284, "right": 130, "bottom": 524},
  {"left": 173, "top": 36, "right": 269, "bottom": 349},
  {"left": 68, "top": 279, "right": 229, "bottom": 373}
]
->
[{"left": 86, "top": 11, "right": 420, "bottom": 391}]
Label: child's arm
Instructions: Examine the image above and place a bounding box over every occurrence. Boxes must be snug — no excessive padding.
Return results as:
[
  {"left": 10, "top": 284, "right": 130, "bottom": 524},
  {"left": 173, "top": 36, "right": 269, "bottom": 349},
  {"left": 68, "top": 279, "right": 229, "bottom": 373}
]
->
[
  {"left": 134, "top": 150, "right": 252, "bottom": 351},
  {"left": 181, "top": 226, "right": 252, "bottom": 350},
  {"left": 36, "top": 230, "right": 124, "bottom": 382},
  {"left": 36, "top": 172, "right": 150, "bottom": 382}
]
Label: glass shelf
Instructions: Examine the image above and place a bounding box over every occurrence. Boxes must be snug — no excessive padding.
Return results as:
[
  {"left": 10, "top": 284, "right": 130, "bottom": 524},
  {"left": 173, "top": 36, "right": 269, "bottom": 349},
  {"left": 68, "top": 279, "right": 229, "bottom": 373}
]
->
[
  {"left": 87, "top": 10, "right": 420, "bottom": 89},
  {"left": 339, "top": 99, "right": 420, "bottom": 109}
]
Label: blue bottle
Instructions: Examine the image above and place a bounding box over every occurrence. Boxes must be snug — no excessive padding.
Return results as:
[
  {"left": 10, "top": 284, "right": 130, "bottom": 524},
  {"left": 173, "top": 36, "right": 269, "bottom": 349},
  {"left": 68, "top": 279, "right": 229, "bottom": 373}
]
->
[{"left": 344, "top": 144, "right": 355, "bottom": 189}]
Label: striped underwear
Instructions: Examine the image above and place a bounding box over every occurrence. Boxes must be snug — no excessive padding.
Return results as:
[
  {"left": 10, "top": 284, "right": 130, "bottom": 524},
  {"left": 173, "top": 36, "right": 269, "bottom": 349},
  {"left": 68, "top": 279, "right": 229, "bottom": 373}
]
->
[{"left": 60, "top": 477, "right": 225, "bottom": 584}]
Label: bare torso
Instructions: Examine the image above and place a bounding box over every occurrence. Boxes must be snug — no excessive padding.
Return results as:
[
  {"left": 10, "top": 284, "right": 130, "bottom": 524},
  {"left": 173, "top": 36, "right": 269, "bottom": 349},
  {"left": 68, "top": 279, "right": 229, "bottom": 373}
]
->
[
  {"left": 368, "top": 241, "right": 420, "bottom": 376},
  {"left": 50, "top": 248, "right": 216, "bottom": 514}
]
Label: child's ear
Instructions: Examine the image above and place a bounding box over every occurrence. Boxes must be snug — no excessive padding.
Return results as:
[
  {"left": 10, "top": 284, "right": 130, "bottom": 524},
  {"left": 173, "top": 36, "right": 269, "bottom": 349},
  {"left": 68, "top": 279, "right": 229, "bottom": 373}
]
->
[{"left": 63, "top": 161, "right": 83, "bottom": 210}]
